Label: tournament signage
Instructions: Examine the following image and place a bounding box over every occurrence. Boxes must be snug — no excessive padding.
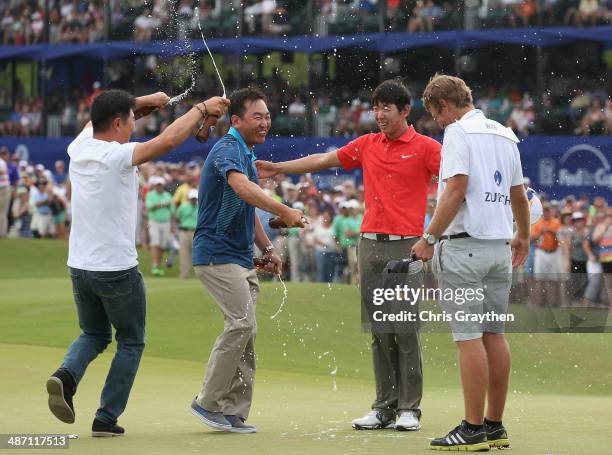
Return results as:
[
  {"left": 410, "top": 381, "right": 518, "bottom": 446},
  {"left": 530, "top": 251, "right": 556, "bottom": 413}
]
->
[
  {"left": 539, "top": 144, "right": 612, "bottom": 190},
  {"left": 529, "top": 139, "right": 612, "bottom": 200}
]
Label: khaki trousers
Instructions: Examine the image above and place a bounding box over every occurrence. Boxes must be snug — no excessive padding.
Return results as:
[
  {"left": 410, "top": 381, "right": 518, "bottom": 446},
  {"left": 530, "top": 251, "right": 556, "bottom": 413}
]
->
[
  {"left": 178, "top": 230, "right": 194, "bottom": 279},
  {"left": 0, "top": 186, "right": 10, "bottom": 237},
  {"left": 287, "top": 236, "right": 303, "bottom": 282},
  {"left": 194, "top": 263, "right": 259, "bottom": 419}
]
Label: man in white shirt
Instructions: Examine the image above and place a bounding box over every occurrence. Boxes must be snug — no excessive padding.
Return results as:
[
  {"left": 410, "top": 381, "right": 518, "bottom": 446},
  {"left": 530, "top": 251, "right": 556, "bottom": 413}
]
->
[
  {"left": 411, "top": 75, "right": 530, "bottom": 452},
  {"left": 46, "top": 88, "right": 229, "bottom": 437}
]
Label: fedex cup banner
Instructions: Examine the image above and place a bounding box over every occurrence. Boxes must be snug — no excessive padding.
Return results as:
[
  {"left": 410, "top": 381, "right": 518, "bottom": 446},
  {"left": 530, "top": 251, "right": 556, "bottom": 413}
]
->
[
  {"left": 1, "top": 135, "right": 610, "bottom": 201},
  {"left": 526, "top": 137, "right": 612, "bottom": 200}
]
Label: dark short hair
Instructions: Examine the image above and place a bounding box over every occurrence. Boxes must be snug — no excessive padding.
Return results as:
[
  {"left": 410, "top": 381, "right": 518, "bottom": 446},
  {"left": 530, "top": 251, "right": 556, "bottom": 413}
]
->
[
  {"left": 228, "top": 87, "right": 268, "bottom": 119},
  {"left": 90, "top": 89, "right": 135, "bottom": 133},
  {"left": 372, "top": 79, "right": 412, "bottom": 111}
]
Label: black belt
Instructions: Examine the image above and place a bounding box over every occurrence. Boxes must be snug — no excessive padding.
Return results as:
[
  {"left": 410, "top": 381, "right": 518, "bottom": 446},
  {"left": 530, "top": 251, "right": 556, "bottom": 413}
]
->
[
  {"left": 360, "top": 233, "right": 414, "bottom": 242},
  {"left": 439, "top": 232, "right": 471, "bottom": 241}
]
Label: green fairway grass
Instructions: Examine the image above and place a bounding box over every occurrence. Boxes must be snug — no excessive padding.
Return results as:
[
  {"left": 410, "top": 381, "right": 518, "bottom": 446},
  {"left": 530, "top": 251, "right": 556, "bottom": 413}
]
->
[{"left": 1, "top": 238, "right": 611, "bottom": 454}]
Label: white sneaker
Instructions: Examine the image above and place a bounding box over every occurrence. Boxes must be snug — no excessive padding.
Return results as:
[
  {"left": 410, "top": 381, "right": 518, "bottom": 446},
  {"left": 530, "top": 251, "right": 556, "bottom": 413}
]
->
[
  {"left": 351, "top": 410, "right": 395, "bottom": 430},
  {"left": 395, "top": 410, "right": 421, "bottom": 431}
]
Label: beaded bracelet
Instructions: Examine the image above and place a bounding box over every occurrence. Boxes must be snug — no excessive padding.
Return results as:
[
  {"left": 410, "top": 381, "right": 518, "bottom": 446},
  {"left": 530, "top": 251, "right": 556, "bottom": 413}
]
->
[{"left": 194, "top": 103, "right": 208, "bottom": 120}]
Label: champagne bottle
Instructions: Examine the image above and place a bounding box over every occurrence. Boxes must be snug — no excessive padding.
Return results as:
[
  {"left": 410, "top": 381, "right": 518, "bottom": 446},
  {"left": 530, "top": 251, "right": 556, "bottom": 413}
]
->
[
  {"left": 253, "top": 257, "right": 271, "bottom": 270},
  {"left": 269, "top": 217, "right": 287, "bottom": 229}
]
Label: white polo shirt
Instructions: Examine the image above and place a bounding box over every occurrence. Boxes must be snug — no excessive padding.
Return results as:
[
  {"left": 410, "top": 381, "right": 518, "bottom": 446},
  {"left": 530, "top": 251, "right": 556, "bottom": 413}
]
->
[
  {"left": 438, "top": 109, "right": 524, "bottom": 240},
  {"left": 67, "top": 127, "right": 139, "bottom": 271}
]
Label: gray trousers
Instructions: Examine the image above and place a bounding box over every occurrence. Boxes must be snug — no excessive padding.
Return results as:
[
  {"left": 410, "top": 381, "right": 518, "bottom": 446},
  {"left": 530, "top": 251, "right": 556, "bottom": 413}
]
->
[
  {"left": 194, "top": 264, "right": 259, "bottom": 419},
  {"left": 358, "top": 237, "right": 423, "bottom": 418}
]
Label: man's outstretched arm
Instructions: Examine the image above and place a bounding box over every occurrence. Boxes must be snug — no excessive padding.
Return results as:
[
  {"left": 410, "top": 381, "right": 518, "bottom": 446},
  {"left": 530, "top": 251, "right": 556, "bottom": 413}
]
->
[
  {"left": 255, "top": 150, "right": 342, "bottom": 178},
  {"left": 132, "top": 96, "right": 229, "bottom": 166},
  {"left": 80, "top": 91, "right": 171, "bottom": 133}
]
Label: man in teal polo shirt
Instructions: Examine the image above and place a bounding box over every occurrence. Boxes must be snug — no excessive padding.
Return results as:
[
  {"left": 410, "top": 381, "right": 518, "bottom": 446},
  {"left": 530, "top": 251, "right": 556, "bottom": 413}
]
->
[
  {"left": 175, "top": 188, "right": 198, "bottom": 279},
  {"left": 189, "top": 87, "right": 305, "bottom": 434},
  {"left": 146, "top": 176, "right": 173, "bottom": 276}
]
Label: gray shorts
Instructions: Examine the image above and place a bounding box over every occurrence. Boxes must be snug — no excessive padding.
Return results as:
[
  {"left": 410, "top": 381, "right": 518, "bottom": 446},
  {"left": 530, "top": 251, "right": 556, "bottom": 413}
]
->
[
  {"left": 433, "top": 237, "right": 512, "bottom": 342},
  {"left": 148, "top": 220, "right": 171, "bottom": 247}
]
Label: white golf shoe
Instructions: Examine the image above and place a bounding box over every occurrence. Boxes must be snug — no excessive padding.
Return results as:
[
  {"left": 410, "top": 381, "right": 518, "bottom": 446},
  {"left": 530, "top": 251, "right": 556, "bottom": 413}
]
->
[
  {"left": 351, "top": 410, "right": 395, "bottom": 430},
  {"left": 394, "top": 410, "right": 421, "bottom": 431}
]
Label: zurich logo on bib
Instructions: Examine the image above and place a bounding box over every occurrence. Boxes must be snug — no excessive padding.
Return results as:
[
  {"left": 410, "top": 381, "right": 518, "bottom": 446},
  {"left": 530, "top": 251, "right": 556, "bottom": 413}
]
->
[{"left": 494, "top": 170, "right": 502, "bottom": 186}]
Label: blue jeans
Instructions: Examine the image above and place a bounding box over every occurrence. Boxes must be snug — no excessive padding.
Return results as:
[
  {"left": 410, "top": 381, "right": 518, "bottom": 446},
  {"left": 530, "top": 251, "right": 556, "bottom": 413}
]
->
[
  {"left": 61, "top": 267, "right": 146, "bottom": 425},
  {"left": 315, "top": 250, "right": 336, "bottom": 283}
]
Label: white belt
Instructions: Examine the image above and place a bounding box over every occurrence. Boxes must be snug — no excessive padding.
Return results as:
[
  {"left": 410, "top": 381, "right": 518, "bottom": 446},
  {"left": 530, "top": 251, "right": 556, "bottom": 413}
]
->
[{"left": 360, "top": 233, "right": 417, "bottom": 241}]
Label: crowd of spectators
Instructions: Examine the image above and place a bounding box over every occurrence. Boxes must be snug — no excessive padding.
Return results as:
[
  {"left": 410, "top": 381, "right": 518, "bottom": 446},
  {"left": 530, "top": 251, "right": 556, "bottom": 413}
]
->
[
  {"left": 1, "top": 1, "right": 609, "bottom": 138},
  {"left": 1, "top": 145, "right": 610, "bottom": 308},
  {"left": 0, "top": 98, "right": 43, "bottom": 136},
  {"left": 0, "top": 0, "right": 610, "bottom": 46},
  {"left": 519, "top": 184, "right": 611, "bottom": 308},
  {"left": 4, "top": 79, "right": 610, "bottom": 138},
  {"left": 0, "top": 147, "right": 70, "bottom": 240},
  {"left": 1, "top": 0, "right": 106, "bottom": 45},
  {"left": 568, "top": 88, "right": 612, "bottom": 135}
]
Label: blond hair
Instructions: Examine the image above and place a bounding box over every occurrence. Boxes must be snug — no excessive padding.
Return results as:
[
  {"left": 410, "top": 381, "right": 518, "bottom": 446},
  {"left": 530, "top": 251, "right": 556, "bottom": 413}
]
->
[{"left": 422, "top": 74, "right": 473, "bottom": 112}]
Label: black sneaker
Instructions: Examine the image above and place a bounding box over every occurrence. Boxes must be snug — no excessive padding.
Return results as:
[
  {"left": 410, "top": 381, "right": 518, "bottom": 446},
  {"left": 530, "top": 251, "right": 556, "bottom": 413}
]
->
[
  {"left": 46, "top": 369, "right": 76, "bottom": 424},
  {"left": 92, "top": 419, "right": 125, "bottom": 437},
  {"left": 484, "top": 422, "right": 510, "bottom": 449},
  {"left": 430, "top": 421, "right": 490, "bottom": 452}
]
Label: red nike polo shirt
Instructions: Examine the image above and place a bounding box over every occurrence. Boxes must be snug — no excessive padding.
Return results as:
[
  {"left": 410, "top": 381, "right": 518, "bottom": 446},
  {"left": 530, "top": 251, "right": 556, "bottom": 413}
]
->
[{"left": 337, "top": 126, "right": 441, "bottom": 236}]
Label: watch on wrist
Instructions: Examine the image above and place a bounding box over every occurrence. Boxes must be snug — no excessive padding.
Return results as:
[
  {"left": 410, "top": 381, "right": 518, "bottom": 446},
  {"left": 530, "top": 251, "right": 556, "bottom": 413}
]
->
[
  {"left": 263, "top": 245, "right": 275, "bottom": 255},
  {"left": 422, "top": 233, "right": 437, "bottom": 246}
]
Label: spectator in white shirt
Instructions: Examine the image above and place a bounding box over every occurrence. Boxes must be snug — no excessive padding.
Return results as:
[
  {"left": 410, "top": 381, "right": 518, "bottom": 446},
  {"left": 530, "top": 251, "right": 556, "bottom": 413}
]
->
[
  {"left": 313, "top": 210, "right": 337, "bottom": 282},
  {"left": 133, "top": 9, "right": 161, "bottom": 42},
  {"left": 288, "top": 96, "right": 307, "bottom": 117}
]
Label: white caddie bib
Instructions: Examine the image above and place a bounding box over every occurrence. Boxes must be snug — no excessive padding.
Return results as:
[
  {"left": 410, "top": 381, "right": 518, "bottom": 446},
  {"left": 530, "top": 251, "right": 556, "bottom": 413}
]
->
[{"left": 454, "top": 111, "right": 523, "bottom": 240}]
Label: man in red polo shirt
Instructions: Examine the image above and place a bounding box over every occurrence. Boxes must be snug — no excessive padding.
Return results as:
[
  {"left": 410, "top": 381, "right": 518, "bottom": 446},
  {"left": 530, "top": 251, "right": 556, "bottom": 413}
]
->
[{"left": 256, "top": 79, "right": 441, "bottom": 431}]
